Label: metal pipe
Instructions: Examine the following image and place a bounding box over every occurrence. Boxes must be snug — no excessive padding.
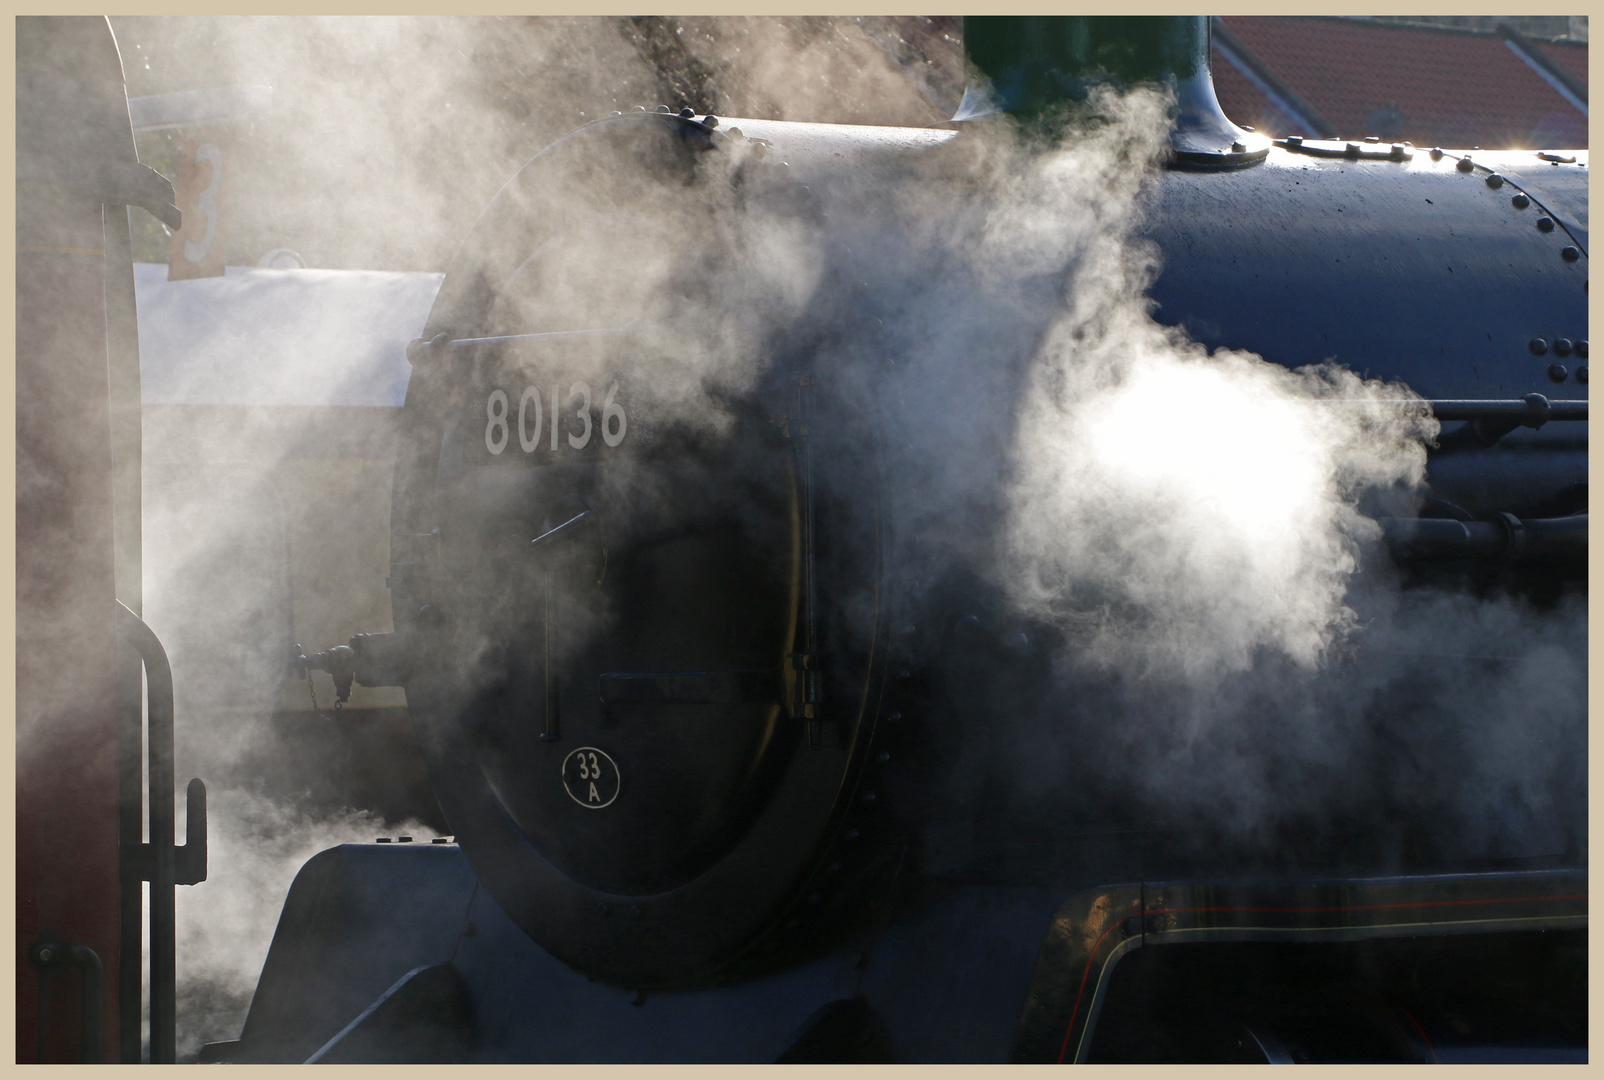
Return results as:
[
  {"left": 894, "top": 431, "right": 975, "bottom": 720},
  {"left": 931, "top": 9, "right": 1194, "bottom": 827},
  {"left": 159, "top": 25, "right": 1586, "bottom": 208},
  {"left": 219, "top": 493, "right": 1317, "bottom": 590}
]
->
[
  {"left": 1422, "top": 396, "right": 1586, "bottom": 424},
  {"left": 1379, "top": 513, "right": 1585, "bottom": 563}
]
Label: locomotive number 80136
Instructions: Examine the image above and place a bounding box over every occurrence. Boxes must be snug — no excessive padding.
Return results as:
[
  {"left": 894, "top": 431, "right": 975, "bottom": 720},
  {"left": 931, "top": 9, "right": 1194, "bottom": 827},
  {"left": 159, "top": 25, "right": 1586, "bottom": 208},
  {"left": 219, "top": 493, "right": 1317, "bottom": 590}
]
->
[{"left": 474, "top": 380, "right": 628, "bottom": 460}]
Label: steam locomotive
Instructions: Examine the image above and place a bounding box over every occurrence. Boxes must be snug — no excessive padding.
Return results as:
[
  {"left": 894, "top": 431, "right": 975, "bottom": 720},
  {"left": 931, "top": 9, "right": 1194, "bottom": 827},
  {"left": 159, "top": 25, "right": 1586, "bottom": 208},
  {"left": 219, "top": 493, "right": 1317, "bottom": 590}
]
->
[{"left": 18, "top": 15, "right": 1585, "bottom": 1064}]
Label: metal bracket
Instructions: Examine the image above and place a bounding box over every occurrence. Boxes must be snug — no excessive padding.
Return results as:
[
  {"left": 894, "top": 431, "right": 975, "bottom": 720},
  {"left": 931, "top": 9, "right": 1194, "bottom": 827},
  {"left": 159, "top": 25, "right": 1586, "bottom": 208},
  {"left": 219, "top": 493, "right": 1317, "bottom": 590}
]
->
[
  {"left": 96, "top": 160, "right": 182, "bottom": 230},
  {"left": 124, "top": 778, "right": 208, "bottom": 886},
  {"left": 1278, "top": 136, "right": 1413, "bottom": 162}
]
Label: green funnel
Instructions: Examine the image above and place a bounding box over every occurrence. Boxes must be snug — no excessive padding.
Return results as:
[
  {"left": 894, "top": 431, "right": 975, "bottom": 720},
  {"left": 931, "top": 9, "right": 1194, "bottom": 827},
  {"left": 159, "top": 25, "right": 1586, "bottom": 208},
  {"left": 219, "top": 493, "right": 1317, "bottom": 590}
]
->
[{"left": 960, "top": 15, "right": 1269, "bottom": 167}]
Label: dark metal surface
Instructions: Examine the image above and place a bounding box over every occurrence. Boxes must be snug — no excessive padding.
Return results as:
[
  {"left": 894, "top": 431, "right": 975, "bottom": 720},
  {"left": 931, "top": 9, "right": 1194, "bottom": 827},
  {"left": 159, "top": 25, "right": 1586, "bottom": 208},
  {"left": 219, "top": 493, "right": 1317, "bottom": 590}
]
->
[
  {"left": 205, "top": 844, "right": 479, "bottom": 1064},
  {"left": 1011, "top": 869, "right": 1587, "bottom": 1063},
  {"left": 220, "top": 844, "right": 1062, "bottom": 1062},
  {"left": 304, "top": 963, "right": 472, "bottom": 1064},
  {"left": 1141, "top": 145, "right": 1586, "bottom": 520},
  {"left": 598, "top": 669, "right": 782, "bottom": 705},
  {"left": 29, "top": 939, "right": 105, "bottom": 1063}
]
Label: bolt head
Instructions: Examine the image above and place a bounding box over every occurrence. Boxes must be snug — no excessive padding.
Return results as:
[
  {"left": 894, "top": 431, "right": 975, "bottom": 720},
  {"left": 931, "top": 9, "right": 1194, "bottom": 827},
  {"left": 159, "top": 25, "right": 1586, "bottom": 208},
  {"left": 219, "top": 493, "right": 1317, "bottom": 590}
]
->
[
  {"left": 1456, "top": 157, "right": 1475, "bottom": 172},
  {"left": 1430, "top": 147, "right": 1444, "bottom": 160},
  {"left": 37, "top": 948, "right": 52, "bottom": 963},
  {"left": 1577, "top": 365, "right": 1589, "bottom": 384},
  {"left": 1548, "top": 363, "right": 1569, "bottom": 383},
  {"left": 1485, "top": 173, "right": 1504, "bottom": 189},
  {"left": 1530, "top": 337, "right": 1550, "bottom": 355},
  {"left": 1562, "top": 246, "right": 1580, "bottom": 262},
  {"left": 1512, "top": 193, "right": 1530, "bottom": 209},
  {"left": 1537, "top": 216, "right": 1556, "bottom": 232},
  {"left": 1576, "top": 340, "right": 1588, "bottom": 359},
  {"left": 1554, "top": 338, "right": 1574, "bottom": 357},
  {"left": 678, "top": 107, "right": 695, "bottom": 118}
]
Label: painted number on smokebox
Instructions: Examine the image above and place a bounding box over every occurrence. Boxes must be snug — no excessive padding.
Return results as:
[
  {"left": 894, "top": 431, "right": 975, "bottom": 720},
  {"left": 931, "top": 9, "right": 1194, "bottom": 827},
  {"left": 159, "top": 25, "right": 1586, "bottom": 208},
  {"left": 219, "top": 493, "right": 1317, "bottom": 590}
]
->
[
  {"left": 485, "top": 382, "right": 627, "bottom": 456},
  {"left": 561, "top": 747, "right": 620, "bottom": 809}
]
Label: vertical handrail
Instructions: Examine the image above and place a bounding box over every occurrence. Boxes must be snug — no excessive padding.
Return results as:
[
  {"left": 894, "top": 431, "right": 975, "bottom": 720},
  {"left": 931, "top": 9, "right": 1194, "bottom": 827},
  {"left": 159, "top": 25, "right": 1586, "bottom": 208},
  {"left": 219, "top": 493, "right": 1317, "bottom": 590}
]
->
[{"left": 115, "top": 602, "right": 177, "bottom": 1064}]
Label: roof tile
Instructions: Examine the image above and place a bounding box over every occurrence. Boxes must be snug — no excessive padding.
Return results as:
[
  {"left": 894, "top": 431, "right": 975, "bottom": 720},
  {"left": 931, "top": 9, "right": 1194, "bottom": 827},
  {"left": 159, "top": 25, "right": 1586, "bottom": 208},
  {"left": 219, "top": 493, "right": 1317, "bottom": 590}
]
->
[{"left": 1212, "top": 16, "right": 1586, "bottom": 149}]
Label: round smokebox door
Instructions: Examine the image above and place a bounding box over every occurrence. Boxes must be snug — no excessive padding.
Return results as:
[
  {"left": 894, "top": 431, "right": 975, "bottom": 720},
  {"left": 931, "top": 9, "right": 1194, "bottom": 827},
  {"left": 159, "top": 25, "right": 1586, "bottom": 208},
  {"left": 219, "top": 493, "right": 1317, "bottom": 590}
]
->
[{"left": 388, "top": 114, "right": 884, "bottom": 986}]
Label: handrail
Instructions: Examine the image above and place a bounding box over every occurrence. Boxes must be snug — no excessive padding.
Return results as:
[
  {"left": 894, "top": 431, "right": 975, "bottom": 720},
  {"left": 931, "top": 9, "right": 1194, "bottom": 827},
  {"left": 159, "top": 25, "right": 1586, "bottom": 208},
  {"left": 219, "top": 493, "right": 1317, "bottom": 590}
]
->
[
  {"left": 29, "top": 938, "right": 104, "bottom": 1062},
  {"left": 116, "top": 602, "right": 206, "bottom": 1064}
]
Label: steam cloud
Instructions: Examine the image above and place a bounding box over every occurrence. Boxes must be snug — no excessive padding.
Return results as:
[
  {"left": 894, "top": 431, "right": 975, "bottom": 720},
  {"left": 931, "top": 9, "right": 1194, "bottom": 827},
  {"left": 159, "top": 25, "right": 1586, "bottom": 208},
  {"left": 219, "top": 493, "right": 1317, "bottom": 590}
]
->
[{"left": 107, "top": 16, "right": 1583, "bottom": 1061}]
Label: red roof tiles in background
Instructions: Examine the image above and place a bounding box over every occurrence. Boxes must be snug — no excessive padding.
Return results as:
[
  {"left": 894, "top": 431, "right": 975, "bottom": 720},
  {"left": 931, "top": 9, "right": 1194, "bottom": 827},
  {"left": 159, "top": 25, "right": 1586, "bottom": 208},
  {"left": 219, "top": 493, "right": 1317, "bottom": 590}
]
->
[
  {"left": 1537, "top": 39, "right": 1588, "bottom": 84},
  {"left": 1211, "top": 16, "right": 1587, "bottom": 149}
]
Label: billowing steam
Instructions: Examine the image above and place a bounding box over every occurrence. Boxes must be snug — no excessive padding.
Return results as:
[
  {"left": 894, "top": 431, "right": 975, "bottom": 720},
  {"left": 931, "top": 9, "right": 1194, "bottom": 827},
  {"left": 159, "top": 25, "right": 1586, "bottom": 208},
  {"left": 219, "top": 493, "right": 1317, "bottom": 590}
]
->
[
  {"left": 105, "top": 16, "right": 1583, "bottom": 1063},
  {"left": 1006, "top": 316, "right": 1434, "bottom": 680}
]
